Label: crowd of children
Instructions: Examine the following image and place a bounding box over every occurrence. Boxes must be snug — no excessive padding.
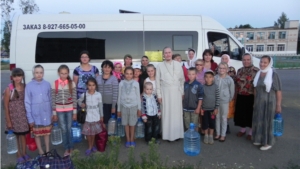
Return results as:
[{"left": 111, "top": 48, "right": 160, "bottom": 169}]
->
[{"left": 6, "top": 48, "right": 268, "bottom": 163}]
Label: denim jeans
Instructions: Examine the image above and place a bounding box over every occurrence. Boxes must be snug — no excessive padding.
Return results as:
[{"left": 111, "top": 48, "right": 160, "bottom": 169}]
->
[{"left": 57, "top": 111, "right": 74, "bottom": 150}]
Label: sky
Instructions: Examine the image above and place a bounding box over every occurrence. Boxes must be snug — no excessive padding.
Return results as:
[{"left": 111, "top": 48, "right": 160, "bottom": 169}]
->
[{"left": 1, "top": 0, "right": 300, "bottom": 28}]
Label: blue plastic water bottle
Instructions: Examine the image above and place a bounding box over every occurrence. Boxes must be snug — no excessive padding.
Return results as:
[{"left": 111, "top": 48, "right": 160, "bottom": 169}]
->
[
  {"left": 135, "top": 118, "right": 144, "bottom": 138},
  {"left": 51, "top": 122, "right": 62, "bottom": 145},
  {"left": 184, "top": 123, "right": 200, "bottom": 156},
  {"left": 117, "top": 117, "right": 125, "bottom": 137},
  {"left": 273, "top": 114, "right": 284, "bottom": 136},
  {"left": 6, "top": 130, "right": 18, "bottom": 154},
  {"left": 71, "top": 121, "right": 82, "bottom": 143},
  {"left": 108, "top": 114, "right": 117, "bottom": 136}
]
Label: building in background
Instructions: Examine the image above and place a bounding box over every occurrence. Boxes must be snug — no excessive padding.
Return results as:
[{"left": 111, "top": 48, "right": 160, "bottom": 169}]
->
[{"left": 228, "top": 20, "right": 299, "bottom": 57}]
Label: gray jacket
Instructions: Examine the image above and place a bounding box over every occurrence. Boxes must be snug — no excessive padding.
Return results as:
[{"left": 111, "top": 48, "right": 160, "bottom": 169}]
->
[{"left": 214, "top": 75, "right": 235, "bottom": 104}]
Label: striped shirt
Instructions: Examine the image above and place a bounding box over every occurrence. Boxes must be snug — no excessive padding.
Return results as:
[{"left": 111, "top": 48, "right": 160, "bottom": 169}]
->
[
  {"left": 51, "top": 80, "right": 77, "bottom": 115},
  {"left": 96, "top": 75, "right": 119, "bottom": 107},
  {"left": 202, "top": 83, "right": 220, "bottom": 110}
]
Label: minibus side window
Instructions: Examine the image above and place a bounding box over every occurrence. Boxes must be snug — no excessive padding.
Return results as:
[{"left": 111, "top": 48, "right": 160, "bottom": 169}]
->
[{"left": 207, "top": 32, "right": 242, "bottom": 60}]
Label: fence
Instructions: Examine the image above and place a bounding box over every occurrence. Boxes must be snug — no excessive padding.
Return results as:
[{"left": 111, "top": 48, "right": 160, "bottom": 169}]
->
[{"left": 272, "top": 56, "right": 300, "bottom": 68}]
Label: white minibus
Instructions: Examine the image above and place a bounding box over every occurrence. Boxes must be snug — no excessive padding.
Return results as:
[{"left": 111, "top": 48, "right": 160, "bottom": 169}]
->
[{"left": 9, "top": 14, "right": 259, "bottom": 82}]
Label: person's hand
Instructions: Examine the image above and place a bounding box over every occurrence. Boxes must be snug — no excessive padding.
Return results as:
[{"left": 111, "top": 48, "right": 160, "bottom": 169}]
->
[
  {"left": 52, "top": 115, "right": 58, "bottom": 122},
  {"left": 100, "top": 117, "right": 104, "bottom": 123},
  {"left": 81, "top": 103, "right": 86, "bottom": 108},
  {"left": 158, "top": 115, "right": 161, "bottom": 119},
  {"left": 29, "top": 123, "right": 35, "bottom": 128},
  {"left": 158, "top": 98, "right": 162, "bottom": 104},
  {"left": 214, "top": 109, "right": 218, "bottom": 115},
  {"left": 6, "top": 120, "right": 12, "bottom": 129},
  {"left": 143, "top": 119, "right": 147, "bottom": 123},
  {"left": 200, "top": 109, "right": 204, "bottom": 116},
  {"left": 117, "top": 112, "right": 121, "bottom": 118},
  {"left": 276, "top": 105, "right": 282, "bottom": 113},
  {"left": 111, "top": 108, "right": 116, "bottom": 114},
  {"left": 137, "top": 110, "right": 142, "bottom": 117},
  {"left": 194, "top": 108, "right": 200, "bottom": 114},
  {"left": 72, "top": 114, "right": 77, "bottom": 121}
]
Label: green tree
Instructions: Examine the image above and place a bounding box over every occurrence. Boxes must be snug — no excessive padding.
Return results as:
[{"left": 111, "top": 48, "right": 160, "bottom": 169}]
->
[
  {"left": 1, "top": 0, "right": 14, "bottom": 52},
  {"left": 1, "top": 21, "right": 12, "bottom": 53},
  {"left": 19, "top": 0, "right": 39, "bottom": 14},
  {"left": 274, "top": 12, "right": 289, "bottom": 29},
  {"left": 238, "top": 24, "right": 253, "bottom": 28}
]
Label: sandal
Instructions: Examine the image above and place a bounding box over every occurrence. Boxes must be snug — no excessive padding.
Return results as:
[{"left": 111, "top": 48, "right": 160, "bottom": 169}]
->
[
  {"left": 214, "top": 136, "right": 220, "bottom": 140},
  {"left": 91, "top": 146, "right": 98, "bottom": 153},
  {"left": 131, "top": 142, "right": 136, "bottom": 147},
  {"left": 23, "top": 154, "right": 31, "bottom": 161},
  {"left": 125, "top": 142, "right": 131, "bottom": 148},
  {"left": 85, "top": 149, "right": 92, "bottom": 156},
  {"left": 219, "top": 137, "right": 226, "bottom": 142},
  {"left": 16, "top": 157, "right": 25, "bottom": 163}
]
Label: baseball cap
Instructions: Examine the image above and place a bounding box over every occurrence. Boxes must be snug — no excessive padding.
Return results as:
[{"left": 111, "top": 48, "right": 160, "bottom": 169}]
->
[
  {"left": 132, "top": 63, "right": 141, "bottom": 69},
  {"left": 204, "top": 69, "right": 215, "bottom": 76}
]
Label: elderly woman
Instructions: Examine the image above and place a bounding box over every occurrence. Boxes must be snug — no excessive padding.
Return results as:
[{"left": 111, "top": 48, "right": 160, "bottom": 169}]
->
[
  {"left": 234, "top": 53, "right": 259, "bottom": 140},
  {"left": 215, "top": 54, "right": 236, "bottom": 79},
  {"left": 156, "top": 47, "right": 185, "bottom": 142},
  {"left": 252, "top": 55, "right": 282, "bottom": 150}
]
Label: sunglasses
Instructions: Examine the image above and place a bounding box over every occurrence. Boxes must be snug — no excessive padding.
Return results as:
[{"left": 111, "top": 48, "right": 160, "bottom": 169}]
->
[{"left": 196, "top": 64, "right": 203, "bottom": 66}]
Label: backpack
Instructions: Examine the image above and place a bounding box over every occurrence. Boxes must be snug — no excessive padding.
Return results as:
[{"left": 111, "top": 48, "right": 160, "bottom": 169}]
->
[{"left": 2, "top": 83, "right": 15, "bottom": 101}]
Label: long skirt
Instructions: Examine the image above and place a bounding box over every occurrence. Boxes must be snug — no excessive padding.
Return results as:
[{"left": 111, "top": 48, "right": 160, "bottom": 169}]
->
[{"left": 234, "top": 94, "right": 254, "bottom": 128}]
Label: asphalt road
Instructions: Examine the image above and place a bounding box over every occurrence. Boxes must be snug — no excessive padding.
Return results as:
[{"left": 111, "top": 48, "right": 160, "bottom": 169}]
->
[{"left": 1, "top": 69, "right": 300, "bottom": 169}]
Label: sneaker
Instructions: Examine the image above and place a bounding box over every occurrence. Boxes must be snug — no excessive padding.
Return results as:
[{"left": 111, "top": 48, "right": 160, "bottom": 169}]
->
[
  {"left": 85, "top": 149, "right": 92, "bottom": 156},
  {"left": 260, "top": 145, "right": 272, "bottom": 151},
  {"left": 208, "top": 135, "right": 214, "bottom": 144},
  {"left": 125, "top": 142, "right": 131, "bottom": 148},
  {"left": 204, "top": 135, "right": 209, "bottom": 144},
  {"left": 131, "top": 142, "right": 136, "bottom": 147},
  {"left": 155, "top": 140, "right": 161, "bottom": 145},
  {"left": 23, "top": 154, "right": 31, "bottom": 161},
  {"left": 91, "top": 146, "right": 98, "bottom": 153},
  {"left": 253, "top": 142, "right": 261, "bottom": 146}
]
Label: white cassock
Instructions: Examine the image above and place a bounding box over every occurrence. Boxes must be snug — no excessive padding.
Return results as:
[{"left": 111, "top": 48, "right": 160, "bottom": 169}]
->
[{"left": 156, "top": 60, "right": 184, "bottom": 141}]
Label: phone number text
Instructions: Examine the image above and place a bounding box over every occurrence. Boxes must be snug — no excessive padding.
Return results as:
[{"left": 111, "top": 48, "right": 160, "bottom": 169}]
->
[{"left": 23, "top": 24, "right": 86, "bottom": 30}]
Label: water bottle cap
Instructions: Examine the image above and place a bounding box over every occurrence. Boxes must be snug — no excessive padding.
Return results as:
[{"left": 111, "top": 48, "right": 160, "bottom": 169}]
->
[
  {"left": 112, "top": 114, "right": 115, "bottom": 118},
  {"left": 53, "top": 122, "right": 58, "bottom": 126},
  {"left": 8, "top": 130, "right": 13, "bottom": 134},
  {"left": 189, "top": 123, "right": 195, "bottom": 129},
  {"left": 117, "top": 118, "right": 121, "bottom": 122},
  {"left": 275, "top": 113, "right": 282, "bottom": 119},
  {"left": 73, "top": 121, "right": 78, "bottom": 126}
]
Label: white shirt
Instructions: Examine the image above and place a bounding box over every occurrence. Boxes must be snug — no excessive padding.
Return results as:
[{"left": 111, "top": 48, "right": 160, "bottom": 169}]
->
[{"left": 78, "top": 92, "right": 103, "bottom": 122}]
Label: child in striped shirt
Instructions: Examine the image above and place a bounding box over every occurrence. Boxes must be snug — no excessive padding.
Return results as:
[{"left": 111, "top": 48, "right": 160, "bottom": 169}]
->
[{"left": 52, "top": 65, "right": 77, "bottom": 156}]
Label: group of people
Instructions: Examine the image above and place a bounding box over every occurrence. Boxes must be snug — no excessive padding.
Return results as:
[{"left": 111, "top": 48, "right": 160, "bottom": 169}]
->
[{"left": 3, "top": 47, "right": 282, "bottom": 163}]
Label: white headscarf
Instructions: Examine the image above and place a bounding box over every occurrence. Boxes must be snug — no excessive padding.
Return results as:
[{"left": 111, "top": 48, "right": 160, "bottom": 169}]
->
[
  {"left": 221, "top": 54, "right": 231, "bottom": 66},
  {"left": 184, "top": 48, "right": 197, "bottom": 69},
  {"left": 253, "top": 57, "right": 273, "bottom": 92}
]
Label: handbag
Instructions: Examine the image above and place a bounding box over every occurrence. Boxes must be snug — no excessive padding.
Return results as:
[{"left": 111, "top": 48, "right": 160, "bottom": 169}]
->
[
  {"left": 38, "top": 149, "right": 74, "bottom": 169},
  {"left": 15, "top": 156, "right": 40, "bottom": 169},
  {"left": 227, "top": 99, "right": 235, "bottom": 118},
  {"left": 25, "top": 133, "right": 37, "bottom": 151},
  {"left": 77, "top": 92, "right": 87, "bottom": 124},
  {"left": 95, "top": 122, "right": 108, "bottom": 152}
]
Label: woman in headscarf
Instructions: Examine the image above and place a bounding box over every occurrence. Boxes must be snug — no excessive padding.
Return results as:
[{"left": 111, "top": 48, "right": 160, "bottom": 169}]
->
[
  {"left": 183, "top": 48, "right": 197, "bottom": 69},
  {"left": 113, "top": 62, "right": 124, "bottom": 83},
  {"left": 234, "top": 53, "right": 259, "bottom": 140},
  {"left": 252, "top": 55, "right": 282, "bottom": 151}
]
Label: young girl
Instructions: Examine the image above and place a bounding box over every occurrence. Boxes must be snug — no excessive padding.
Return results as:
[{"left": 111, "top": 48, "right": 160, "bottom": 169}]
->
[
  {"left": 52, "top": 65, "right": 77, "bottom": 156},
  {"left": 25, "top": 65, "right": 52, "bottom": 156},
  {"left": 78, "top": 77, "right": 103, "bottom": 156},
  {"left": 117, "top": 67, "right": 141, "bottom": 147},
  {"left": 122, "top": 54, "right": 133, "bottom": 74},
  {"left": 144, "top": 64, "right": 156, "bottom": 94},
  {"left": 195, "top": 59, "right": 206, "bottom": 85},
  {"left": 214, "top": 63, "right": 235, "bottom": 142},
  {"left": 113, "top": 62, "right": 124, "bottom": 83},
  {"left": 173, "top": 54, "right": 188, "bottom": 82},
  {"left": 4, "top": 68, "right": 30, "bottom": 163},
  {"left": 133, "top": 64, "right": 143, "bottom": 94}
]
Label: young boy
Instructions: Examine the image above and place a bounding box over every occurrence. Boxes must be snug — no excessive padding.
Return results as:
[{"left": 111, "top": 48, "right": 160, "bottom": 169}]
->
[
  {"left": 183, "top": 67, "right": 204, "bottom": 132},
  {"left": 132, "top": 63, "right": 143, "bottom": 94},
  {"left": 201, "top": 70, "right": 220, "bottom": 144},
  {"left": 141, "top": 82, "right": 161, "bottom": 144}
]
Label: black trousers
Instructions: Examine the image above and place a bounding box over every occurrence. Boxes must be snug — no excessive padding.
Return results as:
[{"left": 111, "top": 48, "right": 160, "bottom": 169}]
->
[{"left": 144, "top": 115, "right": 160, "bottom": 142}]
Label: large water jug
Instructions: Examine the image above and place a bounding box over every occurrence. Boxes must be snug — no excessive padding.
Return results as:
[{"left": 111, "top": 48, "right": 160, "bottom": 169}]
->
[
  {"left": 108, "top": 114, "right": 117, "bottom": 136},
  {"left": 51, "top": 122, "right": 62, "bottom": 145},
  {"left": 135, "top": 118, "right": 144, "bottom": 138},
  {"left": 117, "top": 117, "right": 125, "bottom": 137},
  {"left": 6, "top": 130, "right": 18, "bottom": 154},
  {"left": 273, "top": 114, "right": 284, "bottom": 136},
  {"left": 71, "top": 121, "right": 82, "bottom": 143},
  {"left": 184, "top": 123, "right": 200, "bottom": 156}
]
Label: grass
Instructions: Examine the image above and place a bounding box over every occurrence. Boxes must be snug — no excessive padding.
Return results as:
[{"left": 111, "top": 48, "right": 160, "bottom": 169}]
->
[
  {"left": 1, "top": 62, "right": 9, "bottom": 70},
  {"left": 3, "top": 136, "right": 300, "bottom": 169}
]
